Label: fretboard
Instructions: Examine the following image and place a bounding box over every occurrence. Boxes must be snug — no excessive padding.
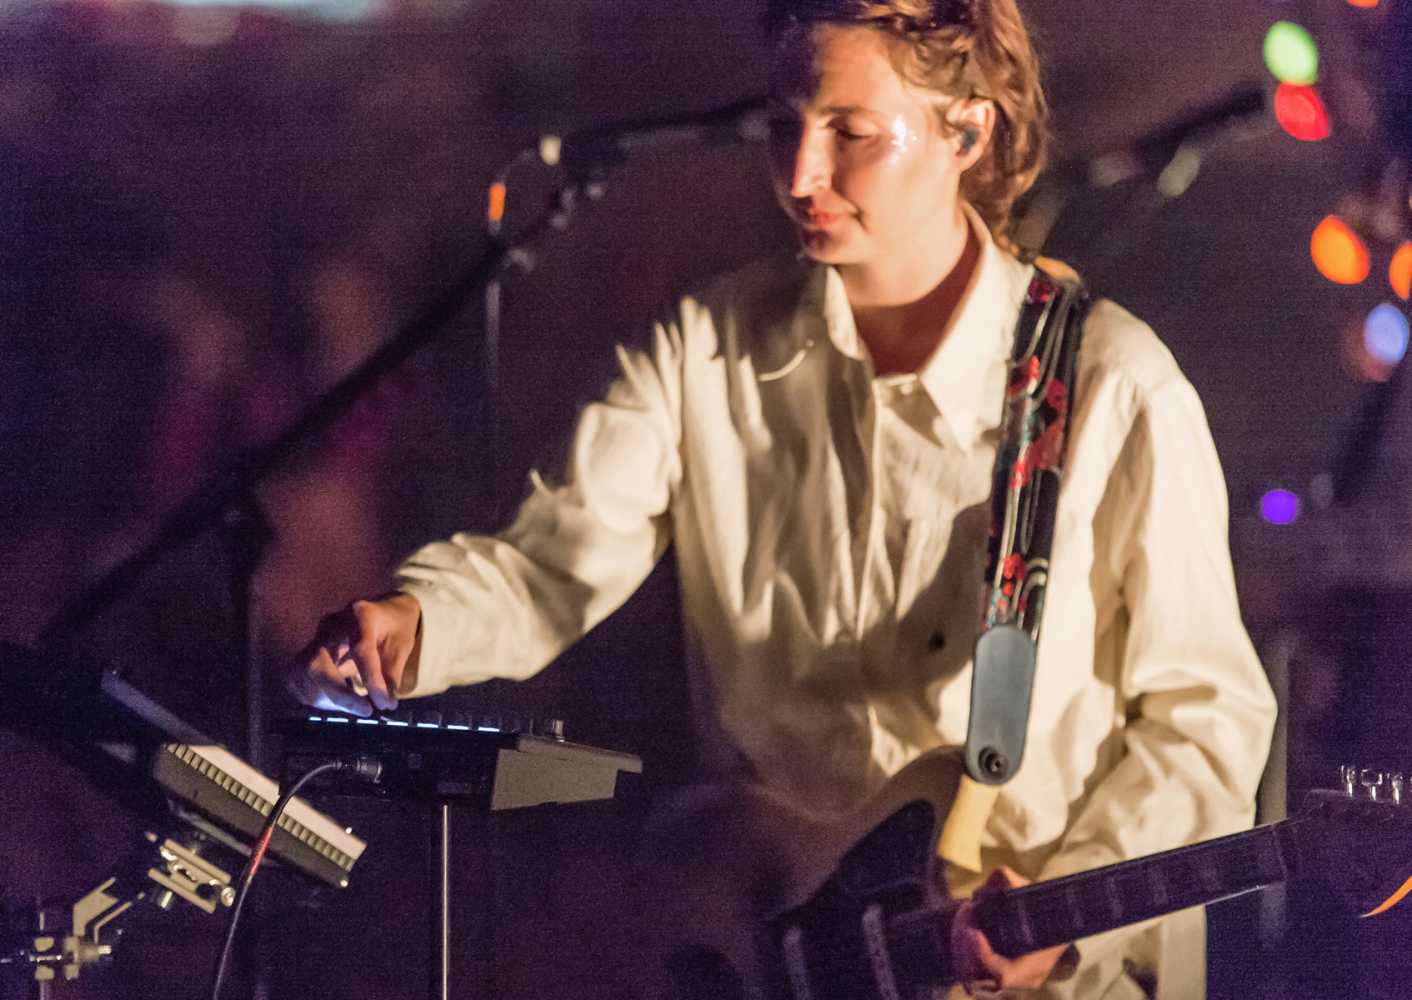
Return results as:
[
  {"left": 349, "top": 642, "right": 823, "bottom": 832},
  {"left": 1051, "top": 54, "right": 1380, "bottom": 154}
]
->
[{"left": 970, "top": 817, "right": 1308, "bottom": 956}]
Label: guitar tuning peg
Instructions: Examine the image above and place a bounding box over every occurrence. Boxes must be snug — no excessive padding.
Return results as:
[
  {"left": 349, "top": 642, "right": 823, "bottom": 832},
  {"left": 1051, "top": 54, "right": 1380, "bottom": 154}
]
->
[
  {"left": 1391, "top": 773, "right": 1405, "bottom": 806},
  {"left": 1341, "top": 764, "right": 1359, "bottom": 797},
  {"left": 1359, "top": 769, "right": 1386, "bottom": 801}
]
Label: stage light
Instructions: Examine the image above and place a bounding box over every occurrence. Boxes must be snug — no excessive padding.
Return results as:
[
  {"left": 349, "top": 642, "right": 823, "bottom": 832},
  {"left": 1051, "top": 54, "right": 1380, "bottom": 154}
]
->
[
  {"left": 1364, "top": 303, "right": 1410, "bottom": 366},
  {"left": 1273, "top": 84, "right": 1331, "bottom": 141},
  {"left": 1391, "top": 242, "right": 1412, "bottom": 301},
  {"left": 1345, "top": 317, "right": 1396, "bottom": 382},
  {"left": 1263, "top": 22, "right": 1319, "bottom": 85},
  {"left": 1260, "top": 489, "right": 1301, "bottom": 526},
  {"left": 1345, "top": 0, "right": 1379, "bottom": 8},
  {"left": 1310, "top": 215, "right": 1370, "bottom": 285}
]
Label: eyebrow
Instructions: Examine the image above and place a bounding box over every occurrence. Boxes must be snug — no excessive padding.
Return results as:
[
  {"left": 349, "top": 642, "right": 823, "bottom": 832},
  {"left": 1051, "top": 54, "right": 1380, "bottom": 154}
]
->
[
  {"left": 768, "top": 100, "right": 885, "bottom": 118},
  {"left": 820, "top": 104, "right": 882, "bottom": 116}
]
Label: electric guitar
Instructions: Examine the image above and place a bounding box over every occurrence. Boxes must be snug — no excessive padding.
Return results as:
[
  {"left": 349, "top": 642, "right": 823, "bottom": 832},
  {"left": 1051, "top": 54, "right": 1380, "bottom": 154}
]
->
[{"left": 625, "top": 750, "right": 1411, "bottom": 1000}]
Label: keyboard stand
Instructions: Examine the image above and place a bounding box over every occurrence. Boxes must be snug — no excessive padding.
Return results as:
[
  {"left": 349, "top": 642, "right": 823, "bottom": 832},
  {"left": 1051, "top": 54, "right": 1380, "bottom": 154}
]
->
[
  {"left": 278, "top": 713, "right": 644, "bottom": 1000},
  {"left": 1, "top": 830, "right": 235, "bottom": 996},
  {"left": 433, "top": 802, "right": 451, "bottom": 1000}
]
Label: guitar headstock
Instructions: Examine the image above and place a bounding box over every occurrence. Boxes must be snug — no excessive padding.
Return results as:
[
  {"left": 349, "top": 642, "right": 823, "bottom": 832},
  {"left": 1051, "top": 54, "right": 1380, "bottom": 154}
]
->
[{"left": 1297, "top": 766, "right": 1412, "bottom": 917}]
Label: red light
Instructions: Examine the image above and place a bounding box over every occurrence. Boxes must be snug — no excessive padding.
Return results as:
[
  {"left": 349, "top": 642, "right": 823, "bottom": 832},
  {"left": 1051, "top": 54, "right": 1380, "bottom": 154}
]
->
[{"left": 1274, "top": 84, "right": 1331, "bottom": 141}]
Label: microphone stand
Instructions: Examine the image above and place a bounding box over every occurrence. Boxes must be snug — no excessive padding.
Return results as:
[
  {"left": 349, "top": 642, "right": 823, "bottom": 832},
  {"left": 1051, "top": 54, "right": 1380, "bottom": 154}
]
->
[
  {"left": 33, "top": 170, "right": 607, "bottom": 999},
  {"left": 36, "top": 167, "right": 613, "bottom": 998},
  {"left": 40, "top": 167, "right": 609, "bottom": 657},
  {"left": 34, "top": 92, "right": 764, "bottom": 996}
]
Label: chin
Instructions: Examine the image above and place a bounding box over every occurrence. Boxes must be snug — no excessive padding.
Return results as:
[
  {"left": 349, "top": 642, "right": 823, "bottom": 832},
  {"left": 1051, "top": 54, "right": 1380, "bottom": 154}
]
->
[{"left": 797, "top": 230, "right": 866, "bottom": 265}]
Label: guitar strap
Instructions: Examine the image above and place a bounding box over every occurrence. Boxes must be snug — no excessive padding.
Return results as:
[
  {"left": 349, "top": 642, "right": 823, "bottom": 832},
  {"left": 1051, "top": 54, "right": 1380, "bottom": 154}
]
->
[{"left": 962, "top": 260, "right": 1089, "bottom": 788}]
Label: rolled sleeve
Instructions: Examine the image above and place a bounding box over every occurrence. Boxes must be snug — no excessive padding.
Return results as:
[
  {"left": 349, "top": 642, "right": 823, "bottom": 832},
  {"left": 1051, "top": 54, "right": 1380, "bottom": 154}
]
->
[{"left": 395, "top": 322, "right": 684, "bottom": 698}]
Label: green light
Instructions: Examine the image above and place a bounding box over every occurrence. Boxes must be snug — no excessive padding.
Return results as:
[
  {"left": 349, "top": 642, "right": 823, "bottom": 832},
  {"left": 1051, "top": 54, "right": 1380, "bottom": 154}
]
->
[{"left": 1264, "top": 21, "right": 1319, "bottom": 85}]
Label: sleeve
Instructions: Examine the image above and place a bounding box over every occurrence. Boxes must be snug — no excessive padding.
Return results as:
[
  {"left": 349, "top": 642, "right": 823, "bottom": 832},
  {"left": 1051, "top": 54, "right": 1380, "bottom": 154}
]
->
[
  {"left": 391, "top": 316, "right": 686, "bottom": 698},
  {"left": 1037, "top": 374, "right": 1278, "bottom": 969}
]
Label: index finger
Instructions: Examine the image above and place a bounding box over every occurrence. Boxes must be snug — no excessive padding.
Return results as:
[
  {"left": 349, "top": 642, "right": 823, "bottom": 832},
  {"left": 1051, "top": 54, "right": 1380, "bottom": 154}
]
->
[
  {"left": 349, "top": 631, "right": 397, "bottom": 711},
  {"left": 288, "top": 640, "right": 374, "bottom": 717}
]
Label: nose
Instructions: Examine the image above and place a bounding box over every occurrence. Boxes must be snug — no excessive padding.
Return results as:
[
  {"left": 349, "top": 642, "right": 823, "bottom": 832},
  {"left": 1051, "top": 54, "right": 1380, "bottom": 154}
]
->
[{"left": 773, "top": 123, "right": 830, "bottom": 200}]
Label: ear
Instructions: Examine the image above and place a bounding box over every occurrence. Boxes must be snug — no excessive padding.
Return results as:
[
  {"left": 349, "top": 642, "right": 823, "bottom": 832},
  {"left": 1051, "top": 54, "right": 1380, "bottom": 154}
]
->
[{"left": 951, "top": 99, "right": 996, "bottom": 171}]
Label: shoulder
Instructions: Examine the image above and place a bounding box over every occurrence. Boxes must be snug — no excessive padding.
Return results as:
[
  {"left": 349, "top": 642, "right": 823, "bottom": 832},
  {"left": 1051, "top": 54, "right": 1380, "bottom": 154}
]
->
[
  {"left": 1077, "top": 297, "right": 1191, "bottom": 410},
  {"left": 1065, "top": 296, "right": 1215, "bottom": 490},
  {"left": 653, "top": 253, "right": 820, "bottom": 371},
  {"left": 669, "top": 253, "right": 813, "bottom": 327}
]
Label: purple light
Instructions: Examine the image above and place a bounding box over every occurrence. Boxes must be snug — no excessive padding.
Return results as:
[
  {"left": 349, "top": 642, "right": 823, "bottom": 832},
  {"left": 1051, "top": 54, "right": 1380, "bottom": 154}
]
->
[{"left": 1260, "top": 489, "right": 1301, "bottom": 525}]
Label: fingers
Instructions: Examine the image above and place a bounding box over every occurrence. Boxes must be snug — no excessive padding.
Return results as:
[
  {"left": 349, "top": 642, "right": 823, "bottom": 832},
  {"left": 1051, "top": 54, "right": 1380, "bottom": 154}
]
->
[
  {"left": 954, "top": 867, "right": 1060, "bottom": 994},
  {"left": 950, "top": 901, "right": 986, "bottom": 988},
  {"left": 348, "top": 609, "right": 396, "bottom": 712},
  {"left": 288, "top": 634, "right": 373, "bottom": 717},
  {"left": 956, "top": 926, "right": 1015, "bottom": 996},
  {"left": 958, "top": 922, "right": 1067, "bottom": 994},
  {"left": 970, "top": 928, "right": 1002, "bottom": 967},
  {"left": 285, "top": 595, "right": 421, "bottom": 715},
  {"left": 977, "top": 866, "right": 1025, "bottom": 896}
]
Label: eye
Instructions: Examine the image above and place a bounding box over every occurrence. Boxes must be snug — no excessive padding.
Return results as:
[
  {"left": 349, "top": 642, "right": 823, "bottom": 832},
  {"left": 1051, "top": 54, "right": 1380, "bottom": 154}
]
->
[{"left": 831, "top": 118, "right": 879, "bottom": 142}]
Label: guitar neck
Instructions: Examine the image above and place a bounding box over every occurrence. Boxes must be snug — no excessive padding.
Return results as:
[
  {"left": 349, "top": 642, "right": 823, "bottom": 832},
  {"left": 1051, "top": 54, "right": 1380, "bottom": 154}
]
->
[{"left": 975, "top": 817, "right": 1310, "bottom": 956}]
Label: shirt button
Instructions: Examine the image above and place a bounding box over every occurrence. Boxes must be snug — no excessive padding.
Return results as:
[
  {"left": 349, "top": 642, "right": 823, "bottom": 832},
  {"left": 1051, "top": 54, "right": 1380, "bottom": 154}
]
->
[{"left": 928, "top": 631, "right": 947, "bottom": 652}]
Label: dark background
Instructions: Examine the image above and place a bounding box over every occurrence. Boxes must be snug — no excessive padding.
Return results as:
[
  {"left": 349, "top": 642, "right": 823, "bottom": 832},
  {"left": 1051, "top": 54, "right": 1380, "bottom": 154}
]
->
[{"left": 1, "top": 0, "right": 1410, "bottom": 997}]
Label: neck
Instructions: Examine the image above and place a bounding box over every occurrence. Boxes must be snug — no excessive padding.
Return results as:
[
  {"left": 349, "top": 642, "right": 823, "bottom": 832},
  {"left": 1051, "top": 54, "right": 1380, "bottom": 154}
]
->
[
  {"left": 972, "top": 820, "right": 1306, "bottom": 956},
  {"left": 845, "top": 213, "right": 980, "bottom": 377},
  {"left": 839, "top": 206, "right": 971, "bottom": 309}
]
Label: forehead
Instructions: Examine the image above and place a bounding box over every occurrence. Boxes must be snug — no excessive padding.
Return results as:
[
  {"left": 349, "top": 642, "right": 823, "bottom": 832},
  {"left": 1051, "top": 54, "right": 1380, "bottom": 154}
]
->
[{"left": 769, "top": 23, "right": 918, "bottom": 111}]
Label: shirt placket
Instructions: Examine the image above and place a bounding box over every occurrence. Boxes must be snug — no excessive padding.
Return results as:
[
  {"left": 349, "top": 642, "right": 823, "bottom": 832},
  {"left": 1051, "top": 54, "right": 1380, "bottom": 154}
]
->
[{"left": 855, "top": 378, "right": 903, "bottom": 646}]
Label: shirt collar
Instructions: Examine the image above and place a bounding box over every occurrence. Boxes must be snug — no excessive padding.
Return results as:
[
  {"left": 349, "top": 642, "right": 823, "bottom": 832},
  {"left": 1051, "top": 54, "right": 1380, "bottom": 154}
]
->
[{"left": 810, "top": 204, "right": 1032, "bottom": 450}]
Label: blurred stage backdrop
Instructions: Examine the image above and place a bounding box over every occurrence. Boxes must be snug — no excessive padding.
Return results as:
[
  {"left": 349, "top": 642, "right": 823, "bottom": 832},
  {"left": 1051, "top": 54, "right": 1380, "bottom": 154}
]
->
[{"left": 1, "top": 0, "right": 1410, "bottom": 998}]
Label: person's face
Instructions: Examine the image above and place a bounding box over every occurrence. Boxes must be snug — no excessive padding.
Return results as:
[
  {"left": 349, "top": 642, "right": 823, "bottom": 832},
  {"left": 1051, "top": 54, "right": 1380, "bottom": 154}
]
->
[{"left": 767, "top": 24, "right": 980, "bottom": 270}]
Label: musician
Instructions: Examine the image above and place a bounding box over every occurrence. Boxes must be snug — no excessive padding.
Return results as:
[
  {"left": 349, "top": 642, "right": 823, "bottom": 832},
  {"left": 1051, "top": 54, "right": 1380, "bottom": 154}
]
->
[{"left": 287, "top": 0, "right": 1276, "bottom": 995}]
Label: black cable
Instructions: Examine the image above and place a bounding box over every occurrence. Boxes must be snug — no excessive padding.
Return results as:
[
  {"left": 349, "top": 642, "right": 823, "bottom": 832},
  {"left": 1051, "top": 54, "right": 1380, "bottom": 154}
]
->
[{"left": 208, "top": 758, "right": 377, "bottom": 1000}]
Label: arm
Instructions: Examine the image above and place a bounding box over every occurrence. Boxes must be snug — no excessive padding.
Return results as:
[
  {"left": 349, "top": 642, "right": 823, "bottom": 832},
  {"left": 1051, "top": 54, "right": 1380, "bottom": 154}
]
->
[
  {"left": 1037, "top": 374, "right": 1278, "bottom": 965},
  {"left": 287, "top": 318, "right": 686, "bottom": 711}
]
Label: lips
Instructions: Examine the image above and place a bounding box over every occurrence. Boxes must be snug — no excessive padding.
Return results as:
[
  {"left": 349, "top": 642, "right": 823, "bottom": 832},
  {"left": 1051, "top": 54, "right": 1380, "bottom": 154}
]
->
[{"left": 800, "top": 209, "right": 842, "bottom": 229}]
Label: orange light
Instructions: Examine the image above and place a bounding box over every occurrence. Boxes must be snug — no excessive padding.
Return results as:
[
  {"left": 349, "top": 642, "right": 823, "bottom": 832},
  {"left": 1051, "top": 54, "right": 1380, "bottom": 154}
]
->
[
  {"left": 487, "top": 181, "right": 507, "bottom": 227},
  {"left": 1346, "top": 0, "right": 1379, "bottom": 8},
  {"left": 1311, "top": 215, "right": 1370, "bottom": 285},
  {"left": 1274, "top": 84, "right": 1331, "bottom": 141},
  {"left": 1391, "top": 242, "right": 1412, "bottom": 301}
]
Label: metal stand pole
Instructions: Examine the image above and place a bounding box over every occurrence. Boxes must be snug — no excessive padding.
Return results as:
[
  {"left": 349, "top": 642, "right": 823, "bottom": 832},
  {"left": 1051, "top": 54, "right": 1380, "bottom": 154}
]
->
[
  {"left": 483, "top": 272, "right": 502, "bottom": 505},
  {"left": 430, "top": 803, "right": 452, "bottom": 1000},
  {"left": 34, "top": 907, "right": 50, "bottom": 1000},
  {"left": 220, "top": 494, "right": 275, "bottom": 1000}
]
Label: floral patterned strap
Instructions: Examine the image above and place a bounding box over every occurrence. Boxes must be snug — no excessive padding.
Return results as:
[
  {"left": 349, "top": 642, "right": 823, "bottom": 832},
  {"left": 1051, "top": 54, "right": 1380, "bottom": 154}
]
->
[
  {"left": 963, "top": 267, "right": 1089, "bottom": 785},
  {"left": 983, "top": 269, "right": 1089, "bottom": 635}
]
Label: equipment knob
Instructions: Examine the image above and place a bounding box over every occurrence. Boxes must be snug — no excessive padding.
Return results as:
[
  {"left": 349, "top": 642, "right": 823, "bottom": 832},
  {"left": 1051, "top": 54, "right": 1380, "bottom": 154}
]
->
[
  {"left": 1391, "top": 773, "right": 1405, "bottom": 806},
  {"left": 1360, "top": 769, "right": 1386, "bottom": 801},
  {"left": 1340, "top": 764, "right": 1359, "bottom": 797}
]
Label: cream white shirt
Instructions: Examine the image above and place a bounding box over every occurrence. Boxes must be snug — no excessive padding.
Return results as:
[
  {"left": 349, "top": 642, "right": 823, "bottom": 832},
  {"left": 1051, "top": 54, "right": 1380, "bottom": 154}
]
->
[{"left": 395, "top": 217, "right": 1276, "bottom": 996}]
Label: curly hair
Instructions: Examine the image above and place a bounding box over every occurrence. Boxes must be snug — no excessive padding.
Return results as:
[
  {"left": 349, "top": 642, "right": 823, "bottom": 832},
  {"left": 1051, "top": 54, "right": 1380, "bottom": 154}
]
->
[{"left": 765, "top": 0, "right": 1048, "bottom": 246}]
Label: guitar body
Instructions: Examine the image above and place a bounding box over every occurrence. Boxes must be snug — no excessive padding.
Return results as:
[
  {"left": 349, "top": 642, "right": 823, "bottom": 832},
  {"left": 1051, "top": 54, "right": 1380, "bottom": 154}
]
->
[{"left": 621, "top": 749, "right": 968, "bottom": 1000}]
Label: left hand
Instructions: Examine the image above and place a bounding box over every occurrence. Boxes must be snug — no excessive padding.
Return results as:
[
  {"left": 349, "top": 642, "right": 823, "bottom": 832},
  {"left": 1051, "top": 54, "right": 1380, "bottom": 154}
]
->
[{"left": 951, "top": 867, "right": 1070, "bottom": 995}]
